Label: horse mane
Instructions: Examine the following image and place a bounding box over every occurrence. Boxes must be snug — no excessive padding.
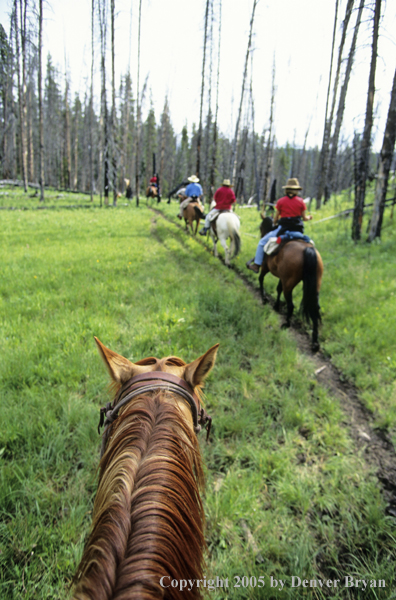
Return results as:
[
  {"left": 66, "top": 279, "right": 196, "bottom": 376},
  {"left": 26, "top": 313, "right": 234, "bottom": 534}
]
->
[{"left": 71, "top": 390, "right": 205, "bottom": 600}]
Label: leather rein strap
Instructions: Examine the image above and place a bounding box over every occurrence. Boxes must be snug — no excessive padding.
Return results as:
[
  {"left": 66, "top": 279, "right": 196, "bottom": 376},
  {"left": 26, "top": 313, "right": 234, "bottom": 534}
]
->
[{"left": 98, "top": 371, "right": 212, "bottom": 457}]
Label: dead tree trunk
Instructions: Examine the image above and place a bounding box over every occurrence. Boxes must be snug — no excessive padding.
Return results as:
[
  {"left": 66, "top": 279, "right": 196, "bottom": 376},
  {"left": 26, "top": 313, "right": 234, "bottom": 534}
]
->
[
  {"left": 14, "top": 0, "right": 28, "bottom": 192},
  {"left": 73, "top": 105, "right": 79, "bottom": 190},
  {"left": 38, "top": 0, "right": 44, "bottom": 201},
  {"left": 27, "top": 83, "right": 34, "bottom": 182},
  {"left": 250, "top": 76, "right": 260, "bottom": 209},
  {"left": 352, "top": 0, "right": 381, "bottom": 241},
  {"left": 367, "top": 67, "right": 396, "bottom": 241},
  {"left": 209, "top": 0, "right": 222, "bottom": 202},
  {"left": 89, "top": 0, "right": 94, "bottom": 200},
  {"left": 64, "top": 79, "right": 72, "bottom": 189},
  {"left": 315, "top": 0, "right": 340, "bottom": 208},
  {"left": 135, "top": 0, "right": 142, "bottom": 206},
  {"left": 196, "top": 0, "right": 210, "bottom": 179},
  {"left": 159, "top": 97, "right": 169, "bottom": 195},
  {"left": 262, "top": 57, "right": 275, "bottom": 211},
  {"left": 98, "top": 0, "right": 109, "bottom": 205},
  {"left": 203, "top": 0, "right": 215, "bottom": 197},
  {"left": 111, "top": 0, "right": 118, "bottom": 206},
  {"left": 327, "top": 0, "right": 364, "bottom": 197},
  {"left": 230, "top": 0, "right": 257, "bottom": 184}
]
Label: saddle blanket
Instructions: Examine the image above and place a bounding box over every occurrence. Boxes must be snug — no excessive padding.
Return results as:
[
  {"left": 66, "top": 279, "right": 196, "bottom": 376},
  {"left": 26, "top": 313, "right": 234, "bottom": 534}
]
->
[{"left": 264, "top": 231, "right": 314, "bottom": 255}]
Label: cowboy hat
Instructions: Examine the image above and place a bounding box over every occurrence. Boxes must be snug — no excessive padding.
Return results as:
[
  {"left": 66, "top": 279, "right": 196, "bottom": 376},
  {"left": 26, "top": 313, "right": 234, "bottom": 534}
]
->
[
  {"left": 222, "top": 179, "right": 232, "bottom": 186},
  {"left": 282, "top": 177, "right": 302, "bottom": 190},
  {"left": 188, "top": 175, "right": 200, "bottom": 183}
]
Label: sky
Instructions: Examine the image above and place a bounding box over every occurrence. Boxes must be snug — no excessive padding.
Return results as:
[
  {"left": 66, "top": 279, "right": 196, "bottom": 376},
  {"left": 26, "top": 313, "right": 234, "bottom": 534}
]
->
[{"left": 1, "top": 0, "right": 396, "bottom": 151}]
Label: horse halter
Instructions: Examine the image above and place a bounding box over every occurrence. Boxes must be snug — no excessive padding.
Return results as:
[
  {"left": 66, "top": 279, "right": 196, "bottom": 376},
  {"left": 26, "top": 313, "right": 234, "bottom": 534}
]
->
[{"left": 98, "top": 368, "right": 213, "bottom": 458}]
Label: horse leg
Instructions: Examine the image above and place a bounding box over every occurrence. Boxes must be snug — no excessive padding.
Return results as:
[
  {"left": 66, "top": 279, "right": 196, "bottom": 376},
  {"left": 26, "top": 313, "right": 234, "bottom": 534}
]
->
[
  {"left": 258, "top": 268, "right": 268, "bottom": 304},
  {"left": 281, "top": 290, "right": 294, "bottom": 328},
  {"left": 274, "top": 280, "right": 283, "bottom": 312},
  {"left": 311, "top": 302, "right": 320, "bottom": 352},
  {"left": 219, "top": 237, "right": 230, "bottom": 266},
  {"left": 212, "top": 233, "right": 218, "bottom": 257}
]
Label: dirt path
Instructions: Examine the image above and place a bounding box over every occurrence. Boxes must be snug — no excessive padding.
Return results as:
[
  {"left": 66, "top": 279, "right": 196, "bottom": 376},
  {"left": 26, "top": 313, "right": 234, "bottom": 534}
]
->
[{"left": 152, "top": 208, "right": 396, "bottom": 516}]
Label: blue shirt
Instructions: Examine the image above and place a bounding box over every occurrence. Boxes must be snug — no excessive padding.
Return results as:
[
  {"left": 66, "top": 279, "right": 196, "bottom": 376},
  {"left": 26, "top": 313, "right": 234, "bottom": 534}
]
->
[{"left": 185, "top": 182, "right": 203, "bottom": 198}]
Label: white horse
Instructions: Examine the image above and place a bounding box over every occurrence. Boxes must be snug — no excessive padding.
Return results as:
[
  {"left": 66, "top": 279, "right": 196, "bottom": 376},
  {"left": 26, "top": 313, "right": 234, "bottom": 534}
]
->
[{"left": 209, "top": 212, "right": 241, "bottom": 267}]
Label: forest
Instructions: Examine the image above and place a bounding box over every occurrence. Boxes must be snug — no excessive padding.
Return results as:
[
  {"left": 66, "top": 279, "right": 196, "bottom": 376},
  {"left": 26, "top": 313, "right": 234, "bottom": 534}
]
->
[{"left": 0, "top": 0, "right": 395, "bottom": 242}]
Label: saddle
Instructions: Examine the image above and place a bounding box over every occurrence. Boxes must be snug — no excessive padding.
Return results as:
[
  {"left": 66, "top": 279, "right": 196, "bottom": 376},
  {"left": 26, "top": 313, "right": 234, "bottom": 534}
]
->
[{"left": 264, "top": 231, "right": 313, "bottom": 259}]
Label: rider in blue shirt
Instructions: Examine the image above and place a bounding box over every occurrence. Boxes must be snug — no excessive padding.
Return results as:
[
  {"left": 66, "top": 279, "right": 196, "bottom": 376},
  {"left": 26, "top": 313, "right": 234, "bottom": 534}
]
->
[
  {"left": 185, "top": 175, "right": 203, "bottom": 198},
  {"left": 178, "top": 175, "right": 204, "bottom": 219}
]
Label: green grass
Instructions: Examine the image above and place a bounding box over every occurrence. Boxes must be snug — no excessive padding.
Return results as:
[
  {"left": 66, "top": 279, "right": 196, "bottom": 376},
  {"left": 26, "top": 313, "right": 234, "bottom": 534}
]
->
[{"left": 0, "top": 188, "right": 395, "bottom": 599}]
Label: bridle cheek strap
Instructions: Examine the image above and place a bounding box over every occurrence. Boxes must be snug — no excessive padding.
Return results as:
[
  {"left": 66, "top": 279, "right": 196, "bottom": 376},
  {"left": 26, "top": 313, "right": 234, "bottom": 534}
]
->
[{"left": 98, "top": 372, "right": 213, "bottom": 457}]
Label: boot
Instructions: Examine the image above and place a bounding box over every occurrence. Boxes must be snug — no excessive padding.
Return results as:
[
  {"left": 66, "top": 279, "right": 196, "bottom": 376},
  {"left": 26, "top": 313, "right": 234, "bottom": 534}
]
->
[
  {"left": 199, "top": 227, "right": 209, "bottom": 236},
  {"left": 246, "top": 258, "right": 260, "bottom": 273}
]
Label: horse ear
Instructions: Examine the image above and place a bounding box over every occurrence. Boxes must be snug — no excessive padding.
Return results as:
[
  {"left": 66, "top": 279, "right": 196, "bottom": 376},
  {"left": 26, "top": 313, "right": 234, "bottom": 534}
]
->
[
  {"left": 94, "top": 337, "right": 141, "bottom": 384},
  {"left": 184, "top": 344, "right": 219, "bottom": 389}
]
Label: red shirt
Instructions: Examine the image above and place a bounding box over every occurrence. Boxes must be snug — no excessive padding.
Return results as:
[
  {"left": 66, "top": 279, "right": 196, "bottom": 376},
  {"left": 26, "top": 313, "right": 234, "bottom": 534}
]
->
[
  {"left": 275, "top": 195, "right": 306, "bottom": 218},
  {"left": 214, "top": 186, "right": 236, "bottom": 210}
]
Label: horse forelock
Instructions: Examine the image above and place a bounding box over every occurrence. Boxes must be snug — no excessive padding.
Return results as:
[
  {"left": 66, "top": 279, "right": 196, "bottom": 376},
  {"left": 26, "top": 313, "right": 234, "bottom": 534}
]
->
[{"left": 72, "top": 392, "right": 205, "bottom": 600}]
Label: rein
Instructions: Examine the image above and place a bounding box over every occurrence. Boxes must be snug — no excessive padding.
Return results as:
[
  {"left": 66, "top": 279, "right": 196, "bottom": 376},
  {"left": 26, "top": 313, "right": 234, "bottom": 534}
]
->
[{"left": 98, "top": 372, "right": 212, "bottom": 457}]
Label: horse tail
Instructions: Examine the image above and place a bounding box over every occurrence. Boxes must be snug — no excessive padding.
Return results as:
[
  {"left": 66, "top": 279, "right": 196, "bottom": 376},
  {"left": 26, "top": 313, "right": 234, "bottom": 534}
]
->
[
  {"left": 228, "top": 217, "right": 241, "bottom": 258},
  {"left": 301, "top": 247, "right": 321, "bottom": 325},
  {"left": 232, "top": 230, "right": 241, "bottom": 258}
]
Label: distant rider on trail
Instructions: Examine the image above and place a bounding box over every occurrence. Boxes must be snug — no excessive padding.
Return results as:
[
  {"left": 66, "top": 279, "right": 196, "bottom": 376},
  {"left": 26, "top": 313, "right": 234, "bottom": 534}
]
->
[{"left": 178, "top": 175, "right": 204, "bottom": 219}]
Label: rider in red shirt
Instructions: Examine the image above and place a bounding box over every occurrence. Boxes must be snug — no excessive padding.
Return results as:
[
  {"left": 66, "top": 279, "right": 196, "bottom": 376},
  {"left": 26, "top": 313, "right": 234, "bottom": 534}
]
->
[
  {"left": 246, "top": 178, "right": 312, "bottom": 272},
  {"left": 199, "top": 179, "right": 236, "bottom": 235}
]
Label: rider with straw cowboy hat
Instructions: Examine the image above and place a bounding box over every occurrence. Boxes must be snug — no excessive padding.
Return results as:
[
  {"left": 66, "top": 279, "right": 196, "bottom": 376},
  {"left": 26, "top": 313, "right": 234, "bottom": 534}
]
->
[
  {"left": 178, "top": 174, "right": 204, "bottom": 219},
  {"left": 246, "top": 177, "right": 312, "bottom": 273},
  {"left": 199, "top": 178, "right": 236, "bottom": 235}
]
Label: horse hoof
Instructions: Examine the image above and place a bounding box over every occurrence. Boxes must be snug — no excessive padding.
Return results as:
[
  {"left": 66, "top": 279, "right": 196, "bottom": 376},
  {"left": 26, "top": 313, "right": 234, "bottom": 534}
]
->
[
  {"left": 311, "top": 342, "right": 320, "bottom": 353},
  {"left": 274, "top": 303, "right": 280, "bottom": 312},
  {"left": 281, "top": 322, "right": 290, "bottom": 329}
]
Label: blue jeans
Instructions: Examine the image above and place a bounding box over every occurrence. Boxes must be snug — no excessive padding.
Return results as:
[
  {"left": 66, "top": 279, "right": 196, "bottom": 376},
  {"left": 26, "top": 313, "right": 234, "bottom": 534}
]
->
[{"left": 254, "top": 226, "right": 282, "bottom": 265}]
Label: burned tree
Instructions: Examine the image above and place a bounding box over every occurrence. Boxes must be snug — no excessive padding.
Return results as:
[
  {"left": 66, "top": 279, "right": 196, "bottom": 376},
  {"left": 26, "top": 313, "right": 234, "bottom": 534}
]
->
[
  {"left": 352, "top": 0, "right": 381, "bottom": 241},
  {"left": 38, "top": 0, "right": 44, "bottom": 200},
  {"left": 229, "top": 0, "right": 257, "bottom": 184},
  {"left": 327, "top": 0, "right": 365, "bottom": 199},
  {"left": 367, "top": 67, "right": 396, "bottom": 241},
  {"left": 196, "top": 0, "right": 210, "bottom": 180}
]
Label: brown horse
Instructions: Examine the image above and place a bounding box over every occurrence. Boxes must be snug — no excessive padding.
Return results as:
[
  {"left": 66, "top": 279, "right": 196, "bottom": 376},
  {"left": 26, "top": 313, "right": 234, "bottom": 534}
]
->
[
  {"left": 183, "top": 201, "right": 204, "bottom": 235},
  {"left": 258, "top": 217, "right": 324, "bottom": 351},
  {"left": 71, "top": 337, "right": 219, "bottom": 600},
  {"left": 146, "top": 185, "right": 159, "bottom": 205}
]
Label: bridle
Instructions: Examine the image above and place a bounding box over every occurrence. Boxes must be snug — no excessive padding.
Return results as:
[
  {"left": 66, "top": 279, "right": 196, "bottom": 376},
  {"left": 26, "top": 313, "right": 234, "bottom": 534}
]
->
[{"left": 98, "top": 371, "right": 213, "bottom": 458}]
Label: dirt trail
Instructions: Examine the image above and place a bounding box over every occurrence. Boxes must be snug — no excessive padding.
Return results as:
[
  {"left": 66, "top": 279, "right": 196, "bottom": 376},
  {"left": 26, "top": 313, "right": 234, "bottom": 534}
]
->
[
  {"left": 152, "top": 208, "right": 396, "bottom": 515},
  {"left": 237, "top": 262, "right": 396, "bottom": 517}
]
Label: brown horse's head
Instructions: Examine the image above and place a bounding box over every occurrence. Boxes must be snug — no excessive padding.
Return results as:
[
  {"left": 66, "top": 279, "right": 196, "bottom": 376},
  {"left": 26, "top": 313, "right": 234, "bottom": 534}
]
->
[
  {"left": 71, "top": 340, "right": 220, "bottom": 599},
  {"left": 260, "top": 215, "right": 274, "bottom": 237},
  {"left": 94, "top": 337, "right": 219, "bottom": 399}
]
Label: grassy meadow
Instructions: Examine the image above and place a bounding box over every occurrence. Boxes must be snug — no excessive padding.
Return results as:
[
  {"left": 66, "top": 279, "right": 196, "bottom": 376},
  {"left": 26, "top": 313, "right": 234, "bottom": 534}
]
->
[{"left": 0, "top": 186, "right": 395, "bottom": 599}]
